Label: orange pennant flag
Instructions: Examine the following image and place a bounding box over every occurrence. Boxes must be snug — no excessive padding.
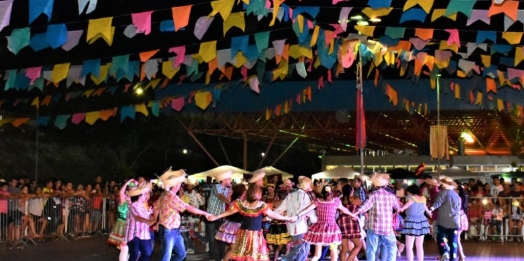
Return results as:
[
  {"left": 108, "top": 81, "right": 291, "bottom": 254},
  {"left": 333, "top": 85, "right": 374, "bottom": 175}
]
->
[
  {"left": 41, "top": 95, "right": 52, "bottom": 106},
  {"left": 385, "top": 84, "right": 398, "bottom": 105},
  {"left": 486, "top": 77, "right": 497, "bottom": 94},
  {"left": 12, "top": 117, "right": 29, "bottom": 127},
  {"left": 488, "top": 0, "right": 518, "bottom": 22},
  {"left": 172, "top": 5, "right": 192, "bottom": 32},
  {"left": 140, "top": 49, "right": 159, "bottom": 62},
  {"left": 100, "top": 109, "right": 116, "bottom": 121}
]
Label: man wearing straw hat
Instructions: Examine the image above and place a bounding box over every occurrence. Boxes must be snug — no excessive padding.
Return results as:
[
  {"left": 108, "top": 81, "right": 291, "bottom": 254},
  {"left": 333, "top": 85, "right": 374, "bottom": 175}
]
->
[
  {"left": 428, "top": 176, "right": 461, "bottom": 261},
  {"left": 206, "top": 170, "right": 232, "bottom": 261},
  {"left": 154, "top": 168, "right": 213, "bottom": 261},
  {"left": 348, "top": 173, "right": 401, "bottom": 261},
  {"left": 275, "top": 176, "right": 317, "bottom": 261},
  {"left": 249, "top": 170, "right": 266, "bottom": 188}
]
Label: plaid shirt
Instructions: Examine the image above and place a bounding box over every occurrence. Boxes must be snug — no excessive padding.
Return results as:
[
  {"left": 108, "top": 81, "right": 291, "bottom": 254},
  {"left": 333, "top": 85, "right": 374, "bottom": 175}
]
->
[
  {"left": 355, "top": 187, "right": 400, "bottom": 236},
  {"left": 354, "top": 186, "right": 367, "bottom": 203},
  {"left": 207, "top": 183, "right": 229, "bottom": 216},
  {"left": 155, "top": 190, "right": 188, "bottom": 229},
  {"left": 125, "top": 201, "right": 152, "bottom": 242}
]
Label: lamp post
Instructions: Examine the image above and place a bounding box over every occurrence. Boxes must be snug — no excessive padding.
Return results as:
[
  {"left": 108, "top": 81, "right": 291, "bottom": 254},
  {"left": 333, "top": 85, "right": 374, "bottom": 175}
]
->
[{"left": 436, "top": 74, "right": 441, "bottom": 178}]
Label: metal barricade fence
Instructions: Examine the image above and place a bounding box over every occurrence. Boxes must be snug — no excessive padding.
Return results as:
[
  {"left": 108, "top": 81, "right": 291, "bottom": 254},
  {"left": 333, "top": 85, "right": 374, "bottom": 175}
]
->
[
  {"left": 466, "top": 196, "right": 524, "bottom": 242},
  {"left": 0, "top": 195, "right": 109, "bottom": 245}
]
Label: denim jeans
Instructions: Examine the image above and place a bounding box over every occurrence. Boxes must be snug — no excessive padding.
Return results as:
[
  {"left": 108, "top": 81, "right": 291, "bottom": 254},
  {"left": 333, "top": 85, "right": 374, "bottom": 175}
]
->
[
  {"left": 160, "top": 226, "right": 186, "bottom": 261},
  {"left": 206, "top": 219, "right": 225, "bottom": 260},
  {"left": 365, "top": 229, "right": 397, "bottom": 261},
  {"left": 282, "top": 234, "right": 309, "bottom": 261},
  {"left": 436, "top": 225, "right": 458, "bottom": 261},
  {"left": 128, "top": 237, "right": 152, "bottom": 261}
]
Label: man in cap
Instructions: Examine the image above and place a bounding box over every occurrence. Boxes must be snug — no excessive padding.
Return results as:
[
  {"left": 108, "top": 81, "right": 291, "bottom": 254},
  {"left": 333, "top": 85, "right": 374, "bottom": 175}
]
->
[
  {"left": 206, "top": 170, "right": 232, "bottom": 261},
  {"left": 154, "top": 168, "right": 212, "bottom": 261},
  {"left": 275, "top": 176, "right": 317, "bottom": 261},
  {"left": 348, "top": 173, "right": 401, "bottom": 261}
]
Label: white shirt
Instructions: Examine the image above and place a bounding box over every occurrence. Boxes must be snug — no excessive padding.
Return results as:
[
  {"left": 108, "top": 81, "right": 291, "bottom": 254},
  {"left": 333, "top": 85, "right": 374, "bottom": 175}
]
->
[
  {"left": 491, "top": 184, "right": 503, "bottom": 198},
  {"left": 184, "top": 190, "right": 205, "bottom": 209},
  {"left": 274, "top": 189, "right": 317, "bottom": 236}
]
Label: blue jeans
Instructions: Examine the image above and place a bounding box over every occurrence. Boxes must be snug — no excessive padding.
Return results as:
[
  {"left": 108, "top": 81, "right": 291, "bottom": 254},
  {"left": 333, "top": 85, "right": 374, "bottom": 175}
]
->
[
  {"left": 436, "top": 225, "right": 458, "bottom": 261},
  {"left": 282, "top": 234, "right": 309, "bottom": 261},
  {"left": 160, "top": 226, "right": 186, "bottom": 261},
  {"left": 366, "top": 229, "right": 397, "bottom": 261},
  {"left": 128, "top": 237, "right": 152, "bottom": 261}
]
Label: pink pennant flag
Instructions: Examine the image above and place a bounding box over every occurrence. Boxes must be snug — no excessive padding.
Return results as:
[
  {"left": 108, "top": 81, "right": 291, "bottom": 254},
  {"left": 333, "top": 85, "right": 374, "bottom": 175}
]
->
[
  {"left": 241, "top": 66, "right": 248, "bottom": 82},
  {"left": 318, "top": 76, "right": 324, "bottom": 89},
  {"left": 132, "top": 11, "right": 153, "bottom": 35},
  {"left": 0, "top": 0, "right": 13, "bottom": 32},
  {"left": 26, "top": 67, "right": 42, "bottom": 85},
  {"left": 249, "top": 77, "right": 260, "bottom": 93},
  {"left": 333, "top": 0, "right": 348, "bottom": 4},
  {"left": 169, "top": 46, "right": 186, "bottom": 68},
  {"left": 171, "top": 97, "right": 185, "bottom": 111},
  {"left": 307, "top": 58, "right": 313, "bottom": 72},
  {"left": 188, "top": 91, "right": 195, "bottom": 103},
  {"left": 445, "top": 29, "right": 460, "bottom": 46},
  {"left": 178, "top": 74, "right": 187, "bottom": 85},
  {"left": 72, "top": 113, "right": 86, "bottom": 125},
  {"left": 124, "top": 83, "right": 131, "bottom": 92},
  {"left": 296, "top": 93, "right": 301, "bottom": 104}
]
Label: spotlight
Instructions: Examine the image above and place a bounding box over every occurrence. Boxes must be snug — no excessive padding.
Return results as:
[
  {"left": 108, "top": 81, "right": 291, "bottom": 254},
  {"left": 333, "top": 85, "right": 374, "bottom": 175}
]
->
[
  {"left": 261, "top": 152, "right": 265, "bottom": 157},
  {"left": 482, "top": 198, "right": 488, "bottom": 205},
  {"left": 183, "top": 149, "right": 188, "bottom": 154},
  {"left": 135, "top": 87, "right": 144, "bottom": 95}
]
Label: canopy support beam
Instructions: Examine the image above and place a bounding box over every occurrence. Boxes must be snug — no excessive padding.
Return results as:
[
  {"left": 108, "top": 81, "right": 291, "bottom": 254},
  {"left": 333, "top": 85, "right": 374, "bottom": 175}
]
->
[
  {"left": 257, "top": 130, "right": 279, "bottom": 169},
  {"left": 177, "top": 117, "right": 220, "bottom": 166}
]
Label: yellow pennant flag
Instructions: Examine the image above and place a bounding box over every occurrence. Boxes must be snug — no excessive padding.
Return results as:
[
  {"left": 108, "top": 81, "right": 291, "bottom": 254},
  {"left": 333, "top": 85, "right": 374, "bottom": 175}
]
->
[
  {"left": 454, "top": 83, "right": 460, "bottom": 99},
  {"left": 209, "top": 0, "right": 235, "bottom": 20},
  {"left": 270, "top": 0, "right": 282, "bottom": 26},
  {"left": 497, "top": 99, "right": 504, "bottom": 111},
  {"left": 404, "top": 0, "right": 434, "bottom": 14},
  {"left": 135, "top": 103, "right": 149, "bottom": 116},
  {"left": 431, "top": 9, "right": 457, "bottom": 22},
  {"left": 310, "top": 25, "right": 320, "bottom": 47},
  {"left": 83, "top": 89, "right": 95, "bottom": 97},
  {"left": 199, "top": 41, "right": 217, "bottom": 62},
  {"left": 234, "top": 52, "right": 247, "bottom": 68},
  {"left": 297, "top": 15, "right": 304, "bottom": 33},
  {"left": 224, "top": 12, "right": 245, "bottom": 36},
  {"left": 481, "top": 54, "right": 491, "bottom": 67},
  {"left": 86, "top": 17, "right": 114, "bottom": 45},
  {"left": 162, "top": 60, "right": 179, "bottom": 79},
  {"left": 85, "top": 111, "right": 100, "bottom": 125},
  {"left": 502, "top": 32, "right": 523, "bottom": 45},
  {"left": 195, "top": 91, "right": 212, "bottom": 110},
  {"left": 145, "top": 78, "right": 162, "bottom": 89},
  {"left": 354, "top": 25, "right": 375, "bottom": 37},
  {"left": 51, "top": 63, "right": 70, "bottom": 83},
  {"left": 515, "top": 47, "right": 524, "bottom": 66},
  {"left": 362, "top": 7, "right": 393, "bottom": 18},
  {"left": 475, "top": 91, "right": 483, "bottom": 105},
  {"left": 31, "top": 97, "right": 39, "bottom": 110}
]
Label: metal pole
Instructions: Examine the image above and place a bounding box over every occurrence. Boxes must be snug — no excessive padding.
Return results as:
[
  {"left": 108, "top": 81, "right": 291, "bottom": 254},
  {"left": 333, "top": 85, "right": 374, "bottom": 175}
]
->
[
  {"left": 436, "top": 74, "right": 441, "bottom": 178},
  {"left": 35, "top": 109, "right": 39, "bottom": 183},
  {"left": 358, "top": 41, "right": 365, "bottom": 176}
]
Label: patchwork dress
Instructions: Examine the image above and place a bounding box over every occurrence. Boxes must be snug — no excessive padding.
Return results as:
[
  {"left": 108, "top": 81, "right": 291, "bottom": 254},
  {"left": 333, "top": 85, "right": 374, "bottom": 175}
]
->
[
  {"left": 303, "top": 197, "right": 342, "bottom": 245},
  {"left": 108, "top": 202, "right": 128, "bottom": 246},
  {"left": 215, "top": 201, "right": 242, "bottom": 244},
  {"left": 231, "top": 201, "right": 270, "bottom": 261}
]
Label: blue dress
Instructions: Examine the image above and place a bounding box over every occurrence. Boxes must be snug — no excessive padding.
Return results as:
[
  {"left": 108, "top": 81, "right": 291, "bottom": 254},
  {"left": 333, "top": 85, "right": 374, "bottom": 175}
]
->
[{"left": 401, "top": 196, "right": 431, "bottom": 236}]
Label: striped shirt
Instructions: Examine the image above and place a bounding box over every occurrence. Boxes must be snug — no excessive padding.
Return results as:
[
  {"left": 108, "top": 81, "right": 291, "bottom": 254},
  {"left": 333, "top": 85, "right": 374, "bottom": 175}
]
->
[
  {"left": 125, "top": 201, "right": 152, "bottom": 242},
  {"left": 354, "top": 187, "right": 400, "bottom": 236},
  {"left": 155, "top": 190, "right": 188, "bottom": 229},
  {"left": 207, "top": 183, "right": 229, "bottom": 216}
]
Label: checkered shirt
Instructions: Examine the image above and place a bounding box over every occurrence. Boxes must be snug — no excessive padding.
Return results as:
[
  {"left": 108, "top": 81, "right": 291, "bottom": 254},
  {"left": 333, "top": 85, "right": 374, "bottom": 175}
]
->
[{"left": 355, "top": 187, "right": 400, "bottom": 236}]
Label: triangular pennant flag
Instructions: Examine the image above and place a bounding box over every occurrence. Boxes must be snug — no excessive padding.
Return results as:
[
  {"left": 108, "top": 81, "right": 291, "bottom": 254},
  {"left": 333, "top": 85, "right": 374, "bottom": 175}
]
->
[
  {"left": 172, "top": 5, "right": 192, "bottom": 31},
  {"left": 86, "top": 17, "right": 114, "bottom": 45},
  {"left": 12, "top": 117, "right": 30, "bottom": 127},
  {"left": 135, "top": 103, "right": 149, "bottom": 116}
]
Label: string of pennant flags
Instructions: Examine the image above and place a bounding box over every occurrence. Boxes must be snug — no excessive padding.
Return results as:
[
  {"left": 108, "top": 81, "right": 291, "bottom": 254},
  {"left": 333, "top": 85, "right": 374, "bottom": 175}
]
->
[{"left": 2, "top": 0, "right": 524, "bottom": 129}]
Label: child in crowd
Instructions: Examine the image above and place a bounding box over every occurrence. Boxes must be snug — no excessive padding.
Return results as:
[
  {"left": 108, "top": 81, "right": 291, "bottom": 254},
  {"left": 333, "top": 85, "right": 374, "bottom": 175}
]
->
[{"left": 490, "top": 201, "right": 503, "bottom": 241}]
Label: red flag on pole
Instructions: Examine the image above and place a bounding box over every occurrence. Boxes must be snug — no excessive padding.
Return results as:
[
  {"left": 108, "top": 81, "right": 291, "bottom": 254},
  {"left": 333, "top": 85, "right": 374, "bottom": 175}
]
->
[{"left": 356, "top": 88, "right": 366, "bottom": 150}]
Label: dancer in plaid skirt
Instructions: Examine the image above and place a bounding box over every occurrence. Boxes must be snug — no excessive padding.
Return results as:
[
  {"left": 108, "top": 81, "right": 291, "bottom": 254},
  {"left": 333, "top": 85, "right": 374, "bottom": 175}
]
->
[{"left": 337, "top": 185, "right": 362, "bottom": 261}]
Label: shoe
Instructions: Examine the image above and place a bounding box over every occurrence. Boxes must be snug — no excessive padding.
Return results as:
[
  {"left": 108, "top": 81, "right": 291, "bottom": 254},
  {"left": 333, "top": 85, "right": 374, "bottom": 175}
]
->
[
  {"left": 440, "top": 252, "right": 450, "bottom": 261},
  {"left": 186, "top": 248, "right": 195, "bottom": 254},
  {"left": 206, "top": 243, "right": 209, "bottom": 252}
]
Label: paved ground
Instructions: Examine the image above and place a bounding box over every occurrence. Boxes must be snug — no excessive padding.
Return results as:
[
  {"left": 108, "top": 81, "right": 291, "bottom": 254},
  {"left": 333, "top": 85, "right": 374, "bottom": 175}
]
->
[{"left": 1, "top": 236, "right": 524, "bottom": 261}]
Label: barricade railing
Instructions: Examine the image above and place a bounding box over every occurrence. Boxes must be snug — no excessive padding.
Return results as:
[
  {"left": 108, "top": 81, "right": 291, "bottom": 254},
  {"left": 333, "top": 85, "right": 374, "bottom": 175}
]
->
[
  {"left": 0, "top": 195, "right": 110, "bottom": 246},
  {"left": 465, "top": 196, "right": 524, "bottom": 242}
]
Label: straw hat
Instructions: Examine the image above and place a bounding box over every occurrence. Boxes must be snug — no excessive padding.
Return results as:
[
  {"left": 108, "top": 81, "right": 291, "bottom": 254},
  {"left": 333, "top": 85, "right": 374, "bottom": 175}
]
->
[
  {"left": 371, "top": 173, "right": 390, "bottom": 187},
  {"left": 297, "top": 176, "right": 312, "bottom": 190},
  {"left": 126, "top": 182, "right": 152, "bottom": 197},
  {"left": 155, "top": 168, "right": 187, "bottom": 190},
  {"left": 439, "top": 176, "right": 457, "bottom": 189},
  {"left": 215, "top": 170, "right": 232, "bottom": 182},
  {"left": 425, "top": 178, "right": 440, "bottom": 187},
  {"left": 248, "top": 170, "right": 266, "bottom": 184},
  {"left": 281, "top": 178, "right": 295, "bottom": 188}
]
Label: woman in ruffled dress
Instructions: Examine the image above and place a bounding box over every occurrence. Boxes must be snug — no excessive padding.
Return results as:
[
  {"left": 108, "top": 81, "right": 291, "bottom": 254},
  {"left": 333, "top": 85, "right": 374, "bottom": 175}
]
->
[
  {"left": 108, "top": 179, "right": 136, "bottom": 261},
  {"left": 266, "top": 189, "right": 291, "bottom": 261},
  {"left": 296, "top": 185, "right": 353, "bottom": 261},
  {"left": 337, "top": 185, "right": 362, "bottom": 261},
  {"left": 209, "top": 184, "right": 296, "bottom": 261},
  {"left": 399, "top": 184, "right": 431, "bottom": 261},
  {"left": 215, "top": 184, "right": 247, "bottom": 261}
]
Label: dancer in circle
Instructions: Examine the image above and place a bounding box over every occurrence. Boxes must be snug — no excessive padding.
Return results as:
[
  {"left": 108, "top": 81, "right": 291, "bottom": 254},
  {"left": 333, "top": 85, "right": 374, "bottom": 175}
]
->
[
  {"left": 398, "top": 185, "right": 431, "bottom": 261},
  {"left": 208, "top": 184, "right": 296, "bottom": 261},
  {"left": 296, "top": 185, "right": 353, "bottom": 261},
  {"left": 337, "top": 185, "right": 362, "bottom": 261},
  {"left": 108, "top": 179, "right": 136, "bottom": 261},
  {"left": 215, "top": 184, "right": 247, "bottom": 261}
]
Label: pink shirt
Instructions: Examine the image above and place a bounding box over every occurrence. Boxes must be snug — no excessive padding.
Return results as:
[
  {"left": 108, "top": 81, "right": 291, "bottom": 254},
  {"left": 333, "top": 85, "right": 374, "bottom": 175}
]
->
[
  {"left": 125, "top": 201, "right": 152, "bottom": 242},
  {"left": 0, "top": 191, "right": 9, "bottom": 213}
]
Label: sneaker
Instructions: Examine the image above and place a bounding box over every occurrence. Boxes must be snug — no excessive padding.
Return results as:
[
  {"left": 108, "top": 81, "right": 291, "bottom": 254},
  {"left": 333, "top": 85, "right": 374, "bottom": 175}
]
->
[
  {"left": 186, "top": 249, "right": 195, "bottom": 254},
  {"left": 440, "top": 253, "right": 450, "bottom": 261}
]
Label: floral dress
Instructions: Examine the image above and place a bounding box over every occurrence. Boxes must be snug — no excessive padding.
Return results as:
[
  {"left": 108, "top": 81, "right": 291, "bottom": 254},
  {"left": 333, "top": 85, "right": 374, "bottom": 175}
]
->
[{"left": 231, "top": 200, "right": 270, "bottom": 261}]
